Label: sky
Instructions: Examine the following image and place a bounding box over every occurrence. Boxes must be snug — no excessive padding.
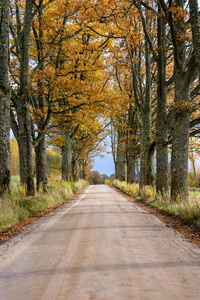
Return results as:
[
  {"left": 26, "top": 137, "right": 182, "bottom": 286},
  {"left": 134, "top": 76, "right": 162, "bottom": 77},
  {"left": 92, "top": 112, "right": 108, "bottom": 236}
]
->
[
  {"left": 92, "top": 148, "right": 200, "bottom": 176},
  {"left": 92, "top": 152, "right": 115, "bottom": 176}
]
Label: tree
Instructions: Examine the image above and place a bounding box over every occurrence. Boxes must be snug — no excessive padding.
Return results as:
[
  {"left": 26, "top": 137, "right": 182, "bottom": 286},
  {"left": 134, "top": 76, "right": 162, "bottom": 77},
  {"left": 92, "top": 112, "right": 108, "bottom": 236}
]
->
[
  {"left": 101, "top": 174, "right": 110, "bottom": 184},
  {"left": 90, "top": 170, "right": 101, "bottom": 185},
  {"left": 1, "top": 0, "right": 199, "bottom": 202},
  {"left": 32, "top": 1, "right": 48, "bottom": 192},
  {"left": 0, "top": 0, "right": 11, "bottom": 194},
  {"left": 158, "top": 0, "right": 200, "bottom": 202},
  {"left": 10, "top": 0, "right": 35, "bottom": 195},
  {"left": 156, "top": 3, "right": 169, "bottom": 194}
]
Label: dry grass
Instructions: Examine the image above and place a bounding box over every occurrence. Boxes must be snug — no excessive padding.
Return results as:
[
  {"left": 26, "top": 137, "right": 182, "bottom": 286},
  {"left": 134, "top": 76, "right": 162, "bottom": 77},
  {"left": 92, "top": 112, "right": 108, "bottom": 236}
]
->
[
  {"left": 107, "top": 180, "right": 200, "bottom": 228},
  {"left": 0, "top": 177, "right": 88, "bottom": 231},
  {"left": 189, "top": 189, "right": 200, "bottom": 205}
]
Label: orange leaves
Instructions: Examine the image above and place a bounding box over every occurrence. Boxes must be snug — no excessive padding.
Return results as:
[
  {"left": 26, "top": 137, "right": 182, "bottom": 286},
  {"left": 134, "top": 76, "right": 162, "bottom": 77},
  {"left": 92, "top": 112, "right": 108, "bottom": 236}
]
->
[
  {"left": 8, "top": 0, "right": 200, "bottom": 174},
  {"left": 169, "top": 100, "right": 200, "bottom": 113},
  {"left": 126, "top": 27, "right": 143, "bottom": 47},
  {"left": 48, "top": 135, "right": 65, "bottom": 148},
  {"left": 169, "top": 101, "right": 191, "bottom": 113},
  {"left": 175, "top": 30, "right": 186, "bottom": 41},
  {"left": 169, "top": 6, "right": 189, "bottom": 22},
  {"left": 189, "top": 138, "right": 200, "bottom": 158},
  {"left": 31, "top": 107, "right": 47, "bottom": 120},
  {"left": 10, "top": 139, "right": 19, "bottom": 175}
]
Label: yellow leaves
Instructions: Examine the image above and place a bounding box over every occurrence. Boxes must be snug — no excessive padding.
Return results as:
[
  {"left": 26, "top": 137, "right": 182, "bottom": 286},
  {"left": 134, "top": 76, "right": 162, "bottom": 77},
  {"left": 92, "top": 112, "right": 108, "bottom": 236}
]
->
[
  {"left": 175, "top": 30, "right": 186, "bottom": 41},
  {"left": 48, "top": 136, "right": 65, "bottom": 148},
  {"left": 169, "top": 101, "right": 192, "bottom": 111},
  {"left": 30, "top": 108, "right": 48, "bottom": 126},
  {"left": 189, "top": 154, "right": 195, "bottom": 162},
  {"left": 169, "top": 6, "right": 189, "bottom": 22},
  {"left": 10, "top": 139, "right": 19, "bottom": 176},
  {"left": 189, "top": 138, "right": 200, "bottom": 158},
  {"left": 126, "top": 28, "right": 143, "bottom": 47}
]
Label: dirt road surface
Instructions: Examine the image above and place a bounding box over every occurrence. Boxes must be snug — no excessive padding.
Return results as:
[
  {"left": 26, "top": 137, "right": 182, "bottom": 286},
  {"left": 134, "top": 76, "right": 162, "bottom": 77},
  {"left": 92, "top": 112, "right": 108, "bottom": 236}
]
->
[{"left": 0, "top": 185, "right": 200, "bottom": 300}]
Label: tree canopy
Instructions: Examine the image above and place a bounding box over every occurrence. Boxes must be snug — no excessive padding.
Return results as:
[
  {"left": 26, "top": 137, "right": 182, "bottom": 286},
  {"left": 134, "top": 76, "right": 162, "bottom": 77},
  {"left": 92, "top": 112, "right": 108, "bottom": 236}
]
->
[{"left": 0, "top": 0, "right": 199, "bottom": 202}]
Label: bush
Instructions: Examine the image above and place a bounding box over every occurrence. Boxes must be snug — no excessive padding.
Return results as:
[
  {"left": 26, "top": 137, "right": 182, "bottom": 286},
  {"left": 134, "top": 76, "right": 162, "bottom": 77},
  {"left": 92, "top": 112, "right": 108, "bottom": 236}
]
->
[
  {"left": 105, "top": 179, "right": 111, "bottom": 185},
  {"left": 141, "top": 185, "right": 156, "bottom": 200}
]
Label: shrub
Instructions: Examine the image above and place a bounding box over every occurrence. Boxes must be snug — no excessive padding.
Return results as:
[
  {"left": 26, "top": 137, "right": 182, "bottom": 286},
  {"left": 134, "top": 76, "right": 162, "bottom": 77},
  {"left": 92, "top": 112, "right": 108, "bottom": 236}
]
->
[
  {"left": 105, "top": 179, "right": 111, "bottom": 185},
  {"left": 141, "top": 185, "right": 156, "bottom": 201}
]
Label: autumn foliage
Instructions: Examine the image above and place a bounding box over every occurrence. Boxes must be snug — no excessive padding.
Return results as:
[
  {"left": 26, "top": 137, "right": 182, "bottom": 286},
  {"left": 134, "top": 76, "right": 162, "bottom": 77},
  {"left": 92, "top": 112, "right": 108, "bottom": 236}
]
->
[{"left": 0, "top": 0, "right": 199, "bottom": 202}]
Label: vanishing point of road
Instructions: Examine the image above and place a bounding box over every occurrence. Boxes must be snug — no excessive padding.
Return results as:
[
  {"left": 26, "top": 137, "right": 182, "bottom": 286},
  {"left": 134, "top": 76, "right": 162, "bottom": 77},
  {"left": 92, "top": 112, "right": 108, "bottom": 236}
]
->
[{"left": 0, "top": 185, "right": 200, "bottom": 300}]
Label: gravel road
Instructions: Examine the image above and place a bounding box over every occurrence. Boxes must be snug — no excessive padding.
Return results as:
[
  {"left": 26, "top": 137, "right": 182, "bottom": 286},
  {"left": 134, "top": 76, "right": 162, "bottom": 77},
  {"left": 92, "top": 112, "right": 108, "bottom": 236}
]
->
[{"left": 0, "top": 185, "right": 200, "bottom": 300}]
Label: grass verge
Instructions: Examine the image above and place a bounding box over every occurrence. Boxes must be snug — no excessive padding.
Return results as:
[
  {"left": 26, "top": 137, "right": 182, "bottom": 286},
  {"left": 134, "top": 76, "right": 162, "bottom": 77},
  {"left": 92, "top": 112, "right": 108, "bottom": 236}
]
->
[
  {"left": 0, "top": 179, "right": 88, "bottom": 233},
  {"left": 106, "top": 179, "right": 200, "bottom": 228}
]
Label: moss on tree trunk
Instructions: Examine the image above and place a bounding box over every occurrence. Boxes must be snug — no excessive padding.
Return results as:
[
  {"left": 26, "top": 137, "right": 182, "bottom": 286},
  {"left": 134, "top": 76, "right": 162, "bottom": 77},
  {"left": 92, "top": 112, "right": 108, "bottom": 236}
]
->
[{"left": 0, "top": 0, "right": 11, "bottom": 195}]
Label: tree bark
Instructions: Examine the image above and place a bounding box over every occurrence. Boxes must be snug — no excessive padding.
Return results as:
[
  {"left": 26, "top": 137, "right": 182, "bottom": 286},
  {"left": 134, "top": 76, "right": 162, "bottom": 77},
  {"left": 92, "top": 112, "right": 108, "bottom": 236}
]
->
[
  {"left": 140, "top": 39, "right": 154, "bottom": 187},
  {"left": 127, "top": 154, "right": 136, "bottom": 183},
  {"left": 16, "top": 103, "right": 34, "bottom": 195},
  {"left": 62, "top": 129, "right": 72, "bottom": 181},
  {"left": 34, "top": 3, "right": 48, "bottom": 192},
  {"left": 0, "top": 0, "right": 10, "bottom": 194},
  {"left": 127, "top": 105, "right": 138, "bottom": 184},
  {"left": 189, "top": 0, "right": 200, "bottom": 70},
  {"left": 71, "top": 152, "right": 78, "bottom": 181},
  {"left": 156, "top": 4, "right": 169, "bottom": 194},
  {"left": 35, "top": 136, "right": 47, "bottom": 192},
  {"left": 115, "top": 129, "right": 126, "bottom": 181},
  {"left": 10, "top": 0, "right": 35, "bottom": 196},
  {"left": 171, "top": 76, "right": 190, "bottom": 203},
  {"left": 170, "top": 0, "right": 192, "bottom": 203}
]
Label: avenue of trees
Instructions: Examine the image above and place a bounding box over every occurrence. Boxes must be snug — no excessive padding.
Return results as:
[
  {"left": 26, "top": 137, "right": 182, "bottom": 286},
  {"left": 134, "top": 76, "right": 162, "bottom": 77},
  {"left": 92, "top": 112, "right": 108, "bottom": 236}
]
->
[{"left": 0, "top": 0, "right": 199, "bottom": 203}]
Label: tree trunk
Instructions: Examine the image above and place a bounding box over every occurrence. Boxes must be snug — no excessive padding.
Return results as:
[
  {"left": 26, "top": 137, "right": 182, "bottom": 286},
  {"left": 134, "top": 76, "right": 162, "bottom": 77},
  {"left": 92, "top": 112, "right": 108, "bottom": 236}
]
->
[
  {"left": 114, "top": 161, "right": 118, "bottom": 179},
  {"left": 127, "top": 105, "right": 138, "bottom": 184},
  {"left": 140, "top": 40, "right": 154, "bottom": 187},
  {"left": 171, "top": 74, "right": 190, "bottom": 203},
  {"left": 156, "top": 4, "right": 169, "bottom": 194},
  {"left": 127, "top": 154, "right": 136, "bottom": 183},
  {"left": 170, "top": 0, "right": 191, "bottom": 203},
  {"left": 192, "top": 160, "right": 199, "bottom": 188},
  {"left": 71, "top": 153, "right": 78, "bottom": 181},
  {"left": 17, "top": 104, "right": 35, "bottom": 195},
  {"left": 10, "top": 0, "right": 35, "bottom": 196},
  {"left": 35, "top": 136, "right": 47, "bottom": 192},
  {"left": 189, "top": 0, "right": 200, "bottom": 70},
  {"left": 0, "top": 0, "right": 10, "bottom": 194},
  {"left": 115, "top": 130, "right": 126, "bottom": 181},
  {"left": 34, "top": 5, "right": 47, "bottom": 193},
  {"left": 62, "top": 129, "right": 72, "bottom": 181},
  {"left": 115, "top": 155, "right": 126, "bottom": 181},
  {"left": 140, "top": 121, "right": 154, "bottom": 187}
]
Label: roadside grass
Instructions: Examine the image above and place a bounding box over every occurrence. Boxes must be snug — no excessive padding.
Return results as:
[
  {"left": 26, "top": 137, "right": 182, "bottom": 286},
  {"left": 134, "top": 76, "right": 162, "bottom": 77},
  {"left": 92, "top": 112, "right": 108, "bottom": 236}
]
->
[
  {"left": 189, "top": 189, "right": 200, "bottom": 205},
  {"left": 0, "top": 178, "right": 88, "bottom": 232},
  {"left": 11, "top": 175, "right": 20, "bottom": 189},
  {"left": 106, "top": 179, "right": 200, "bottom": 228}
]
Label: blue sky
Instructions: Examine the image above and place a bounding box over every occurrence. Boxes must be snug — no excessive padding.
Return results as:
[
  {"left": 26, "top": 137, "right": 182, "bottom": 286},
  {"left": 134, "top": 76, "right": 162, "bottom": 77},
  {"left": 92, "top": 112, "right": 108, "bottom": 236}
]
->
[
  {"left": 92, "top": 150, "right": 200, "bottom": 176},
  {"left": 93, "top": 152, "right": 115, "bottom": 176}
]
